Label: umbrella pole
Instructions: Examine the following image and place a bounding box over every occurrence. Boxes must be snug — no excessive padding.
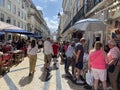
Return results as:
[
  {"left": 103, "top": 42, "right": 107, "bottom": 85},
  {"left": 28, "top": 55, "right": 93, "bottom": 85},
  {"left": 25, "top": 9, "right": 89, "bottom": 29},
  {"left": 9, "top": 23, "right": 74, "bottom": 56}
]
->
[
  {"left": 5, "top": 32, "right": 7, "bottom": 42},
  {"left": 20, "top": 33, "right": 21, "bottom": 40}
]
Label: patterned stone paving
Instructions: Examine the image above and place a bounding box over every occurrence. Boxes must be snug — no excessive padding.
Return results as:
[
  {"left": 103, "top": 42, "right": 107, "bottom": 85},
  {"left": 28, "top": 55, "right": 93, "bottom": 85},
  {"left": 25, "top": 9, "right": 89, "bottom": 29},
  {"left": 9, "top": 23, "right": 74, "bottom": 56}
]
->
[{"left": 0, "top": 52, "right": 86, "bottom": 90}]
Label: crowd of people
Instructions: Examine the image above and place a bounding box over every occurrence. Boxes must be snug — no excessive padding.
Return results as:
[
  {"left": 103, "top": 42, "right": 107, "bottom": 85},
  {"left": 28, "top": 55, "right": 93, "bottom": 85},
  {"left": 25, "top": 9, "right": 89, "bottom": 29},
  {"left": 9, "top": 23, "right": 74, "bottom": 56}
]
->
[
  {"left": 1, "top": 36, "right": 119, "bottom": 90},
  {"left": 41, "top": 36, "right": 120, "bottom": 90}
]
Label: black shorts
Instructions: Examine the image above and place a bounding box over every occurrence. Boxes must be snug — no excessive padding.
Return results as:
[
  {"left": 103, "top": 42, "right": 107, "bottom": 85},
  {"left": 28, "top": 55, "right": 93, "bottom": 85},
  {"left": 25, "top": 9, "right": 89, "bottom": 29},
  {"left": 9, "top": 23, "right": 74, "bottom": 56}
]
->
[
  {"left": 75, "top": 61, "right": 83, "bottom": 70},
  {"left": 52, "top": 55, "right": 57, "bottom": 58},
  {"left": 38, "top": 45, "right": 43, "bottom": 48}
]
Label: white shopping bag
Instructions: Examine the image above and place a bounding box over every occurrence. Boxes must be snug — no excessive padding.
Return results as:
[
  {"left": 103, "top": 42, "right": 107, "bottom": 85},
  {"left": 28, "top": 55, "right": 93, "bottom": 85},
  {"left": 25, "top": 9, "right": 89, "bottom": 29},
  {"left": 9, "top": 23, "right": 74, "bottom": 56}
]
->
[{"left": 86, "top": 70, "right": 94, "bottom": 86}]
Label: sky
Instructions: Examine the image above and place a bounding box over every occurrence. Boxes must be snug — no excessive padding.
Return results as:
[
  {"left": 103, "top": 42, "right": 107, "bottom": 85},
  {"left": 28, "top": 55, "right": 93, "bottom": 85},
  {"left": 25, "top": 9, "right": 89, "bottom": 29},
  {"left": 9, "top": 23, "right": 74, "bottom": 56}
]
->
[{"left": 32, "top": 0, "right": 62, "bottom": 33}]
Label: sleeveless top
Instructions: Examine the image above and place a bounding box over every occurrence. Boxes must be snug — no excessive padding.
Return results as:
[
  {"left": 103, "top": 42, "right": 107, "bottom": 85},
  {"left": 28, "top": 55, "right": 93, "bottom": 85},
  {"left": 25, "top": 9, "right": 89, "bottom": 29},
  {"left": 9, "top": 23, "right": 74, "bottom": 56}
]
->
[{"left": 89, "top": 50, "right": 106, "bottom": 69}]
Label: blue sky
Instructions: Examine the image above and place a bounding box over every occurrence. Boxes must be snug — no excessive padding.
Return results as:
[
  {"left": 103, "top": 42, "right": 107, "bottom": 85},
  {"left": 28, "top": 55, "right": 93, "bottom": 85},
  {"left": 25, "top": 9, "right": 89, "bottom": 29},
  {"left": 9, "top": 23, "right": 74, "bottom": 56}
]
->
[{"left": 32, "top": 0, "right": 62, "bottom": 33}]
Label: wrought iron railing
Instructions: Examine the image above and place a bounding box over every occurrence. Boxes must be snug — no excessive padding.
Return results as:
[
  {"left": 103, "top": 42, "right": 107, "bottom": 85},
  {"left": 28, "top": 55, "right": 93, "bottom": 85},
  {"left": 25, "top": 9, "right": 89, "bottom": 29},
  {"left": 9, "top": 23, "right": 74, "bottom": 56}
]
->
[
  {"left": 62, "top": 6, "right": 85, "bottom": 34},
  {"left": 72, "top": 6, "right": 85, "bottom": 25},
  {"left": 86, "top": 0, "right": 103, "bottom": 13}
]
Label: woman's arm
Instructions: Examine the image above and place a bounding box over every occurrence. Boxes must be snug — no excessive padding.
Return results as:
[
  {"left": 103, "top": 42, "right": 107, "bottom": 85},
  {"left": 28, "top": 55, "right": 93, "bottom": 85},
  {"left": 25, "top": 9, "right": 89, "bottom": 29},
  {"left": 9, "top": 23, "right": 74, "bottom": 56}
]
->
[{"left": 103, "top": 51, "right": 109, "bottom": 64}]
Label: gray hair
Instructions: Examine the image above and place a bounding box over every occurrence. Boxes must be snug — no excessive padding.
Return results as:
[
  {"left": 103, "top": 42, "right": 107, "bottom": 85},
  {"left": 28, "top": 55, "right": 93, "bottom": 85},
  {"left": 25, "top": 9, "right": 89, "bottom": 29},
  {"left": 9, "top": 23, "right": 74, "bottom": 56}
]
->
[{"left": 108, "top": 40, "right": 116, "bottom": 46}]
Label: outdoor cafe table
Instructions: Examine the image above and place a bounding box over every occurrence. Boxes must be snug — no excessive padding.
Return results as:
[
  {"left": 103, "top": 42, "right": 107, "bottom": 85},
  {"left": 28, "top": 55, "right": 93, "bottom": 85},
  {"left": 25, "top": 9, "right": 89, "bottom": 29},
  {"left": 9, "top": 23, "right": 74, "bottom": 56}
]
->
[
  {"left": 8, "top": 50, "right": 24, "bottom": 64},
  {"left": 0, "top": 52, "right": 13, "bottom": 74}
]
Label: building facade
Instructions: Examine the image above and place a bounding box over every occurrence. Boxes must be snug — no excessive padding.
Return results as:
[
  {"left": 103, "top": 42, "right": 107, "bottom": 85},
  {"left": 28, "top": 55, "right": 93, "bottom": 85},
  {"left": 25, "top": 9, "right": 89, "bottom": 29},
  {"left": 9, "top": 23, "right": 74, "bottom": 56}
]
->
[
  {"left": 27, "top": 1, "right": 50, "bottom": 38},
  {"left": 0, "top": 0, "right": 30, "bottom": 29},
  {"left": 0, "top": 0, "right": 30, "bottom": 40},
  {"left": 0, "top": 0, "right": 50, "bottom": 40},
  {"left": 59, "top": 0, "right": 120, "bottom": 50}
]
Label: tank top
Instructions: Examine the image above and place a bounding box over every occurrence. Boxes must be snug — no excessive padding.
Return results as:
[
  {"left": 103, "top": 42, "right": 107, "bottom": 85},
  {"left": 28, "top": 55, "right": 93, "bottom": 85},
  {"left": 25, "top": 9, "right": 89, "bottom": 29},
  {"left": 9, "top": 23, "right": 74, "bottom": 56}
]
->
[{"left": 90, "top": 50, "right": 106, "bottom": 69}]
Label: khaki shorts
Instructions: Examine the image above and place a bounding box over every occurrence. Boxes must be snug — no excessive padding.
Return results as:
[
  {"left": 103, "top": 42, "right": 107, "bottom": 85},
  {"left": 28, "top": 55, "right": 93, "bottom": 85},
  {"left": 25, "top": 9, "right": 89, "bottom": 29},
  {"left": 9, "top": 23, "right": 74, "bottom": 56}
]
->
[
  {"left": 44, "top": 54, "right": 51, "bottom": 63},
  {"left": 92, "top": 68, "right": 107, "bottom": 81}
]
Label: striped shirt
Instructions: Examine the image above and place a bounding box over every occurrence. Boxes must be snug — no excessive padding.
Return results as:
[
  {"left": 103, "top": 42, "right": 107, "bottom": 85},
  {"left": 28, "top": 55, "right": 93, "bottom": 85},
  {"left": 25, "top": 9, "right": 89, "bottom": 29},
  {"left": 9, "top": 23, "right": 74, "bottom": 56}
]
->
[{"left": 107, "top": 46, "right": 120, "bottom": 65}]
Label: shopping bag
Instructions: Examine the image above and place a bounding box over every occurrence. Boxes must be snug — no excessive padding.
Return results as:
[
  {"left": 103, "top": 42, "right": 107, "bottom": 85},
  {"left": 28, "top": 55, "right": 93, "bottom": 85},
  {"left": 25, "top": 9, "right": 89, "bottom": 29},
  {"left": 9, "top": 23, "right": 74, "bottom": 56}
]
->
[{"left": 86, "top": 70, "right": 94, "bottom": 86}]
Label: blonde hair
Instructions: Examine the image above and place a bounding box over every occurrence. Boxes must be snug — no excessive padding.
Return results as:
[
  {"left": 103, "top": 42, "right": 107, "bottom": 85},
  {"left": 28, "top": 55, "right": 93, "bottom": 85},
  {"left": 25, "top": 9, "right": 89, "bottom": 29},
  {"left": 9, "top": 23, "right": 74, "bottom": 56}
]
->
[{"left": 94, "top": 41, "right": 102, "bottom": 50}]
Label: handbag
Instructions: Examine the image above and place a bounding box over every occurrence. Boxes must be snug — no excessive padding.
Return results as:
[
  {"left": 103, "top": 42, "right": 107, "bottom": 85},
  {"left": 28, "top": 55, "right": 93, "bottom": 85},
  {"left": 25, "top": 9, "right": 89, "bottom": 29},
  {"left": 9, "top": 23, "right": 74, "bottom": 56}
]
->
[
  {"left": 107, "top": 64, "right": 115, "bottom": 73},
  {"left": 108, "top": 59, "right": 119, "bottom": 73}
]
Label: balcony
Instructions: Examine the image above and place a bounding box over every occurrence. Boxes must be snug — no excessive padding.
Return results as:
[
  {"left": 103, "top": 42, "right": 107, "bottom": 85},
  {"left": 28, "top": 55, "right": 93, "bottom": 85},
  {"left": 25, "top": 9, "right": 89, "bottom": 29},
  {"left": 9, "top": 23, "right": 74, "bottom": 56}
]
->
[
  {"left": 62, "top": 6, "right": 85, "bottom": 34},
  {"left": 86, "top": 0, "right": 103, "bottom": 13},
  {"left": 72, "top": 6, "right": 85, "bottom": 24}
]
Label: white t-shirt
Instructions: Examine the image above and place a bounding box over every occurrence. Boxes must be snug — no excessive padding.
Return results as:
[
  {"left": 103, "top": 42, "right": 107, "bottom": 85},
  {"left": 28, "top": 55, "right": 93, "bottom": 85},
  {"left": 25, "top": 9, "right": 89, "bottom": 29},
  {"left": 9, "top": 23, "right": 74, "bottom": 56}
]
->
[
  {"left": 27, "top": 44, "right": 38, "bottom": 55},
  {"left": 65, "top": 45, "right": 74, "bottom": 58},
  {"left": 38, "top": 40, "right": 42, "bottom": 45},
  {"left": 44, "top": 40, "right": 53, "bottom": 55}
]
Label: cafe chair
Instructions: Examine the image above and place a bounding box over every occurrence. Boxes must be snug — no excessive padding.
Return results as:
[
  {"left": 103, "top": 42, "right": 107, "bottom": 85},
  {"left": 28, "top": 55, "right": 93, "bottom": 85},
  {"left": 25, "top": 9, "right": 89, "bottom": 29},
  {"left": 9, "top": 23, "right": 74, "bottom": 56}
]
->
[{"left": 0, "top": 53, "right": 13, "bottom": 74}]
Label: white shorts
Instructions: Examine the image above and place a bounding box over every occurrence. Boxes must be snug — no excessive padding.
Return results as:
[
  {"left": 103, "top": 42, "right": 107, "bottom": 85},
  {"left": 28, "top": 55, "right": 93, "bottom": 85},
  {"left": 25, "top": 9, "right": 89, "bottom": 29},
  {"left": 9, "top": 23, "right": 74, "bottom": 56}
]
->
[{"left": 92, "top": 68, "right": 107, "bottom": 81}]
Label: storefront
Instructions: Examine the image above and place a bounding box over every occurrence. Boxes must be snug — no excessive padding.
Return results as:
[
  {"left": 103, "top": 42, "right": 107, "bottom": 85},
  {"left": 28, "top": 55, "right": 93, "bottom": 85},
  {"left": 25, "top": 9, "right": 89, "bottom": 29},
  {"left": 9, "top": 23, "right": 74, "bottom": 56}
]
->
[{"left": 106, "top": 5, "right": 120, "bottom": 45}]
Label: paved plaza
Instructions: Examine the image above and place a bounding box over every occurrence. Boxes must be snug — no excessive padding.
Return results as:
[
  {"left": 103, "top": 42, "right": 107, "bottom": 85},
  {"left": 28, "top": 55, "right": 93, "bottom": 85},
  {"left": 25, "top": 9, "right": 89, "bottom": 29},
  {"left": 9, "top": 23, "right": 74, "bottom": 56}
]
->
[{"left": 0, "top": 52, "right": 86, "bottom": 90}]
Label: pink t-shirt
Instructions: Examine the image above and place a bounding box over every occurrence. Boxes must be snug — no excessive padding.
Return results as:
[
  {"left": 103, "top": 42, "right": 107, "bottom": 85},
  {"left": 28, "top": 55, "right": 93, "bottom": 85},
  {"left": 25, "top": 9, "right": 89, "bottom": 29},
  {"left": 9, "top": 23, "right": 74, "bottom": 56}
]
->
[{"left": 89, "top": 50, "right": 106, "bottom": 69}]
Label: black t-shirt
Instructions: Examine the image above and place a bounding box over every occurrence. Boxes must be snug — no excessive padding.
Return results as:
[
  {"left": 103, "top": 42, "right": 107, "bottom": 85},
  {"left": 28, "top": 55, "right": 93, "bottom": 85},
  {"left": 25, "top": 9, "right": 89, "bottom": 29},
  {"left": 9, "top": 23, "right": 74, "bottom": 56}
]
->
[{"left": 75, "top": 43, "right": 84, "bottom": 62}]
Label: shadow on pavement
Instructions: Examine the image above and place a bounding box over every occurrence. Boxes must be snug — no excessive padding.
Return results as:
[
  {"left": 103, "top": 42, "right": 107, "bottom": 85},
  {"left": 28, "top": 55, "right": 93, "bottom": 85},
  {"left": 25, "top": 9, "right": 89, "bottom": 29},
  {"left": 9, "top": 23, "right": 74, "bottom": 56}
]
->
[
  {"left": 52, "top": 65, "right": 59, "bottom": 70},
  {"left": 19, "top": 74, "right": 34, "bottom": 87},
  {"left": 40, "top": 67, "right": 44, "bottom": 72},
  {"left": 39, "top": 71, "right": 52, "bottom": 82},
  {"left": 62, "top": 73, "right": 87, "bottom": 90}
]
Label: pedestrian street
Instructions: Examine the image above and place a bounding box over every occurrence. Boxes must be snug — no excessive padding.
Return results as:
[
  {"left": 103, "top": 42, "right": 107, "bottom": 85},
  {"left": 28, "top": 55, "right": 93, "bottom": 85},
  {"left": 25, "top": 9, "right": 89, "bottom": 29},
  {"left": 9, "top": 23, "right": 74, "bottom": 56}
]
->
[{"left": 0, "top": 52, "right": 86, "bottom": 90}]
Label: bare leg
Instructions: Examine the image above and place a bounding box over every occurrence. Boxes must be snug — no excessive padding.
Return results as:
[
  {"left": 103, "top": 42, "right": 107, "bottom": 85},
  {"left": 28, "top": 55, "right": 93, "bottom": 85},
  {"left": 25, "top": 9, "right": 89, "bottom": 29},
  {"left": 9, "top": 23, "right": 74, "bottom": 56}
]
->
[
  {"left": 102, "top": 81, "right": 106, "bottom": 90},
  {"left": 76, "top": 68, "right": 80, "bottom": 80},
  {"left": 73, "top": 67, "right": 77, "bottom": 80},
  {"left": 94, "top": 79, "right": 99, "bottom": 90}
]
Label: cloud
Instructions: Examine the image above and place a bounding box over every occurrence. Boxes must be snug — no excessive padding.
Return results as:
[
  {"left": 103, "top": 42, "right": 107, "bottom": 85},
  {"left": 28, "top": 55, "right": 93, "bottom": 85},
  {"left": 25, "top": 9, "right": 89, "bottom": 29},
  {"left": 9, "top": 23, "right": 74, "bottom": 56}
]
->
[
  {"left": 49, "top": 0, "right": 57, "bottom": 2},
  {"left": 53, "top": 15, "right": 58, "bottom": 20},
  {"left": 36, "top": 6, "right": 43, "bottom": 10},
  {"left": 45, "top": 17, "right": 58, "bottom": 32},
  {"left": 38, "top": 0, "right": 57, "bottom": 3}
]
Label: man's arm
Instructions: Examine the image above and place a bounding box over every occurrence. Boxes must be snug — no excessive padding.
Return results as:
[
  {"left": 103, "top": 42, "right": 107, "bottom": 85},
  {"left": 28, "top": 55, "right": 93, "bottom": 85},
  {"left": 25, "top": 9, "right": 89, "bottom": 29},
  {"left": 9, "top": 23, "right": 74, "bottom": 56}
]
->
[{"left": 76, "top": 50, "right": 81, "bottom": 63}]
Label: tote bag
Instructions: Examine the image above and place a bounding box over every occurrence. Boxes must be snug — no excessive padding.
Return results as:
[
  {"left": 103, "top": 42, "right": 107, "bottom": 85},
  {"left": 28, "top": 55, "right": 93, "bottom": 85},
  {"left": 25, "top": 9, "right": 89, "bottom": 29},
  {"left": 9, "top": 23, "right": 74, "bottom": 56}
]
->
[{"left": 86, "top": 70, "right": 94, "bottom": 86}]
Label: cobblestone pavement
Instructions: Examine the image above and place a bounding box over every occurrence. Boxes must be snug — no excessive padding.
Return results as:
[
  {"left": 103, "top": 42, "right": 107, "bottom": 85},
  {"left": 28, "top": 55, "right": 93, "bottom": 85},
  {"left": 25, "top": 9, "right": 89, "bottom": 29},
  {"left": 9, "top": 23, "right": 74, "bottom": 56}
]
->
[{"left": 0, "top": 52, "right": 87, "bottom": 90}]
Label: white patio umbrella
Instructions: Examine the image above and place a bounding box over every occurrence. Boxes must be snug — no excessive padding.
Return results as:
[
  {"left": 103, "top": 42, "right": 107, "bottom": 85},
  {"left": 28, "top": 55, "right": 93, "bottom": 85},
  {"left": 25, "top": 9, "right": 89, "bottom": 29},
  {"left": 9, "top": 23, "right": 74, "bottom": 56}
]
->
[
  {"left": 69, "top": 18, "right": 106, "bottom": 32},
  {"left": 0, "top": 21, "right": 22, "bottom": 30}
]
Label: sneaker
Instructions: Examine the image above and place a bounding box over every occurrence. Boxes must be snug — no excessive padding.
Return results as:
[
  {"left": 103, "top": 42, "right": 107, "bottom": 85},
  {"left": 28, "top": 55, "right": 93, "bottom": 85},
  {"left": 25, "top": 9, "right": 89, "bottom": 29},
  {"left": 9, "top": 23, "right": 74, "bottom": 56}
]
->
[
  {"left": 76, "top": 80, "right": 84, "bottom": 84},
  {"left": 29, "top": 73, "right": 32, "bottom": 76},
  {"left": 73, "top": 76, "right": 77, "bottom": 81},
  {"left": 106, "top": 86, "right": 112, "bottom": 90}
]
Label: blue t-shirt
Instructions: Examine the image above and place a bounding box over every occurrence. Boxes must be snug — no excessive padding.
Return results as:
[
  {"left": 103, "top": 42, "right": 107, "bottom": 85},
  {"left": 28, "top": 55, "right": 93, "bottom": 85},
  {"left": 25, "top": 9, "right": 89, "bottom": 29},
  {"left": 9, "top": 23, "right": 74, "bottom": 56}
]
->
[{"left": 75, "top": 42, "right": 84, "bottom": 62}]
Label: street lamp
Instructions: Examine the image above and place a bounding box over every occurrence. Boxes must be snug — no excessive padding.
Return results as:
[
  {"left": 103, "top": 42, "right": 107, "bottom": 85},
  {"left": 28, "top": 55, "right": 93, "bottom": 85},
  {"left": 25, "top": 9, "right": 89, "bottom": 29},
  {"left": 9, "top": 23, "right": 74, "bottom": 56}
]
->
[{"left": 58, "top": 12, "right": 61, "bottom": 18}]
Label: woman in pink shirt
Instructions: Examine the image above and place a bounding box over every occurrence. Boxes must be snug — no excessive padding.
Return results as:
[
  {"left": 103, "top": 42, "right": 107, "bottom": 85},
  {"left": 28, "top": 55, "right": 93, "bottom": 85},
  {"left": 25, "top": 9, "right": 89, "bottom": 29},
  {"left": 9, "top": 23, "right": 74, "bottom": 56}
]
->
[{"left": 88, "top": 41, "right": 108, "bottom": 90}]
